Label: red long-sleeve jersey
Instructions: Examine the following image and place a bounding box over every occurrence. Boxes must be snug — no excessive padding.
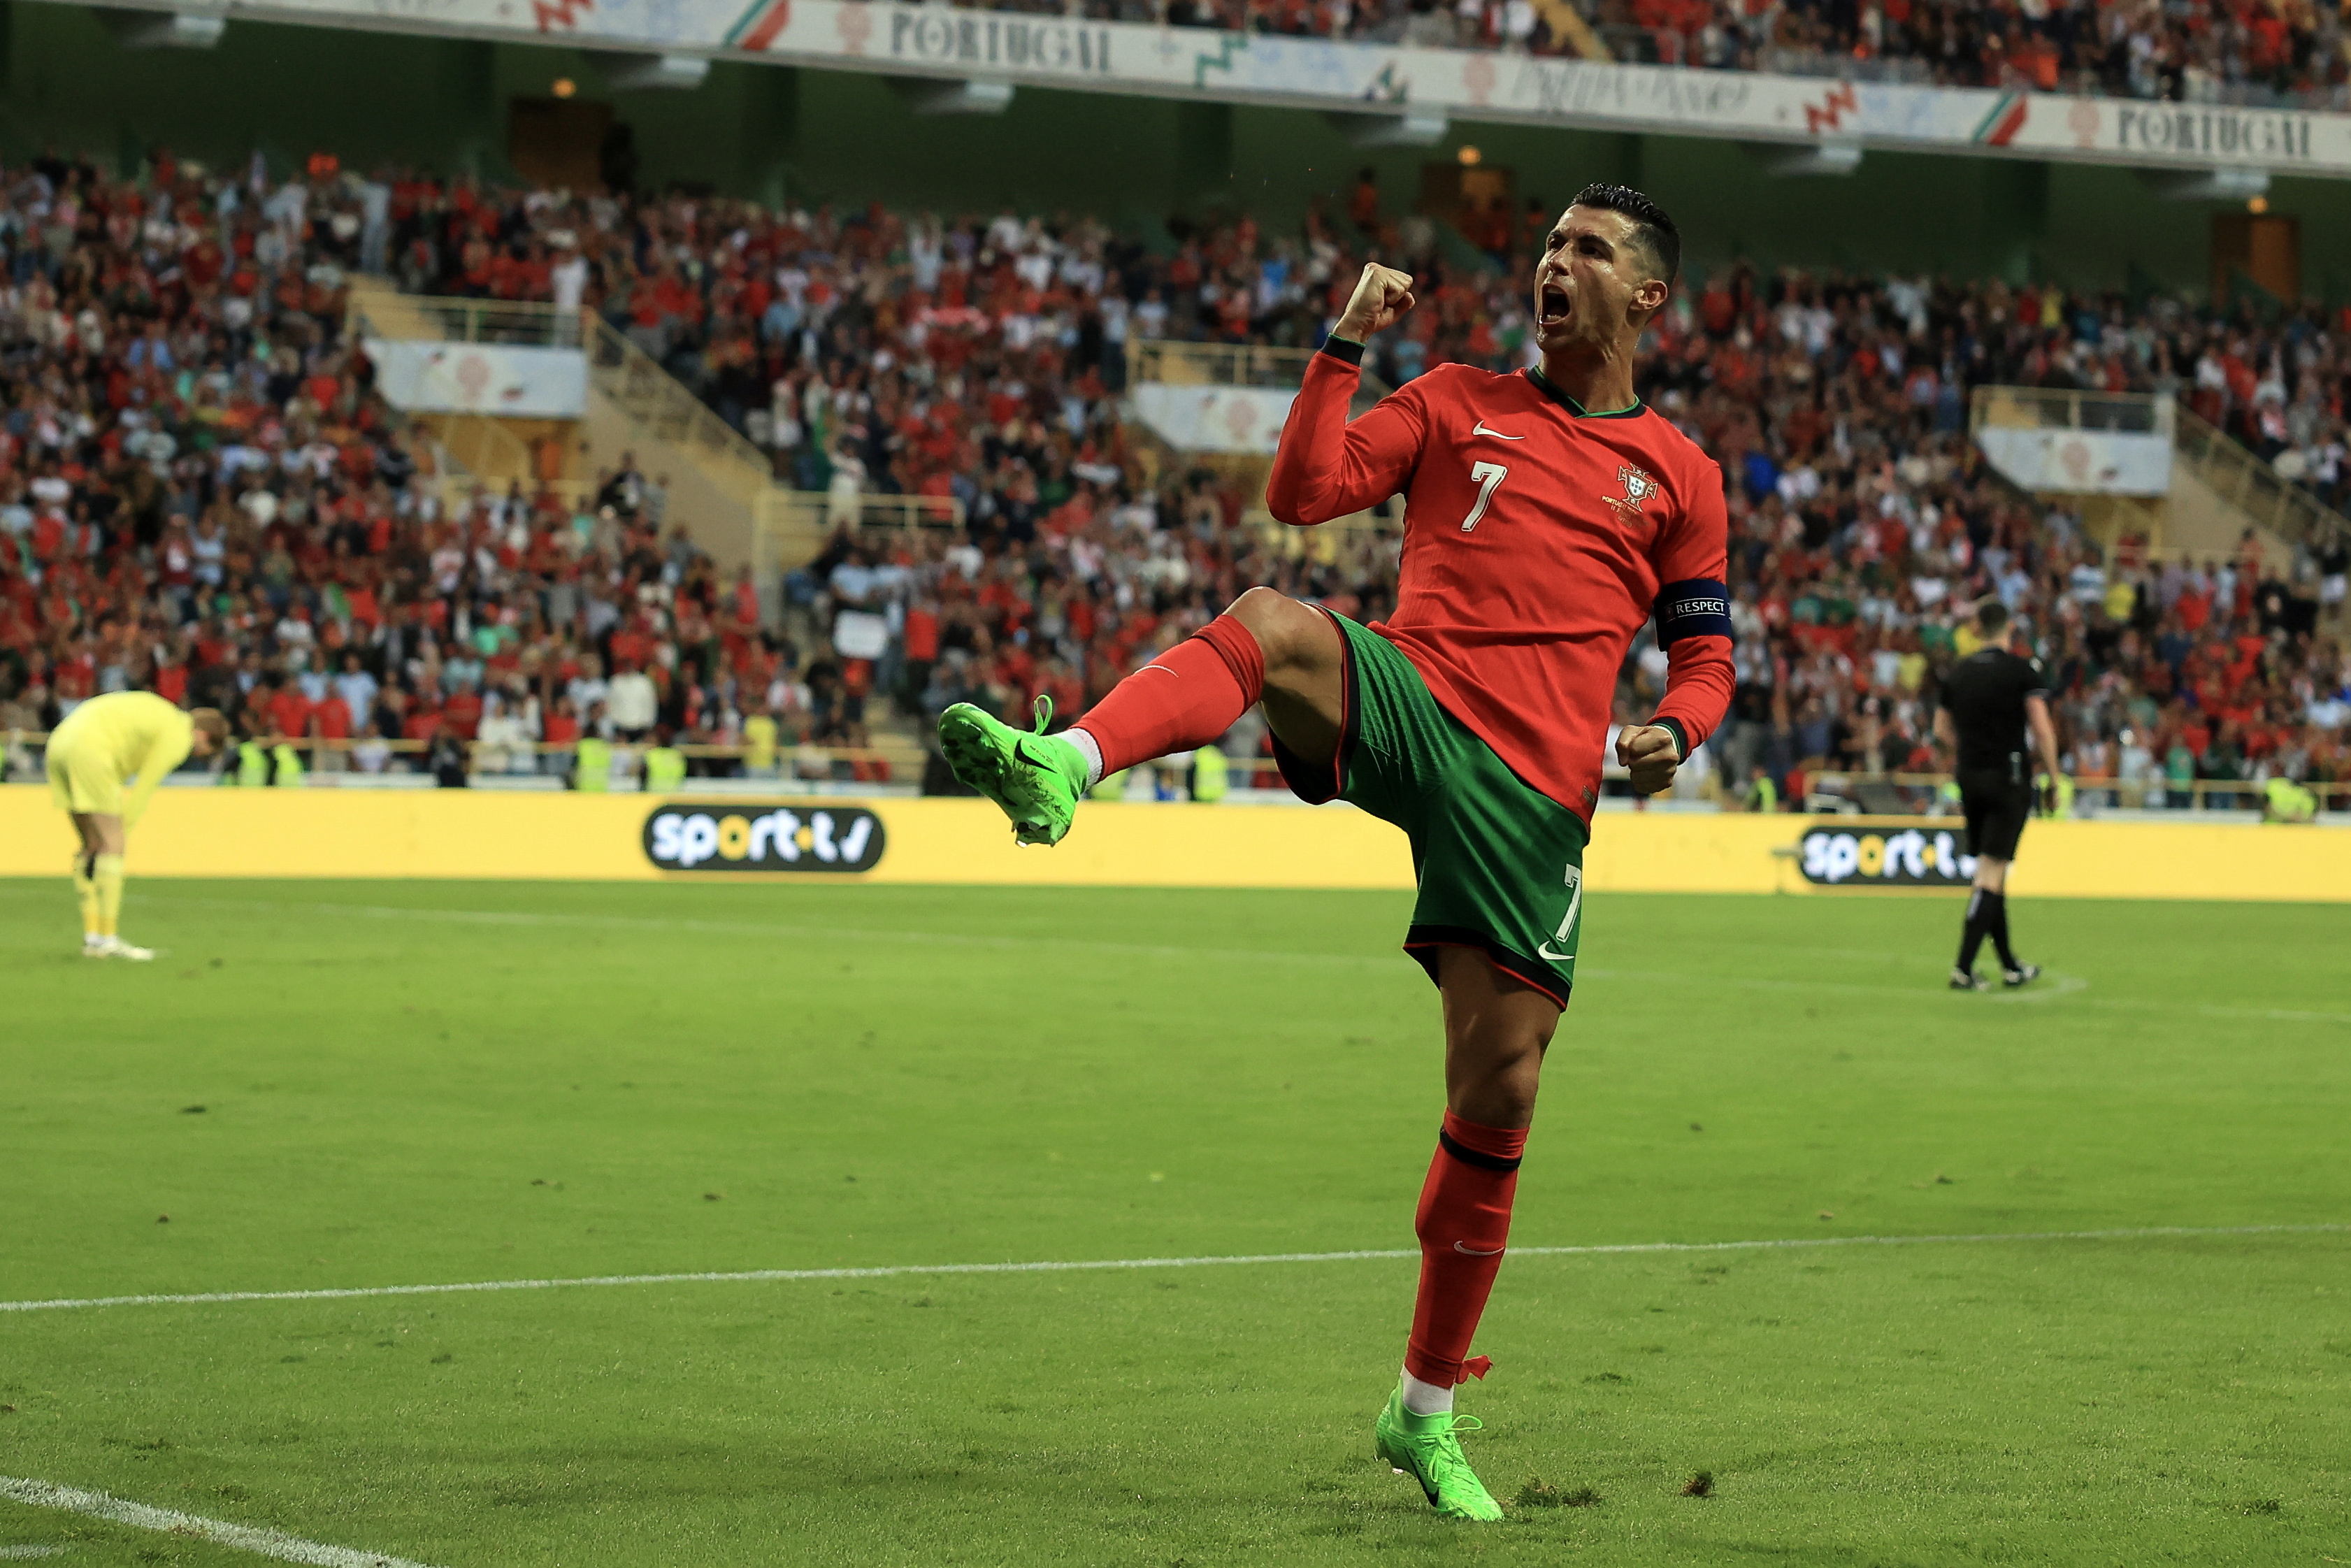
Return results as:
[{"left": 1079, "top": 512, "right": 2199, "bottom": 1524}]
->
[{"left": 1267, "top": 342, "right": 1734, "bottom": 824}]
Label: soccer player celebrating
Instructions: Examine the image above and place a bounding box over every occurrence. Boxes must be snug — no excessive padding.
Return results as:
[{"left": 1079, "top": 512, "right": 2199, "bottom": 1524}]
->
[
  {"left": 45, "top": 690, "right": 227, "bottom": 960},
  {"left": 1934, "top": 600, "right": 2058, "bottom": 990},
  {"left": 937, "top": 184, "right": 1731, "bottom": 1518}
]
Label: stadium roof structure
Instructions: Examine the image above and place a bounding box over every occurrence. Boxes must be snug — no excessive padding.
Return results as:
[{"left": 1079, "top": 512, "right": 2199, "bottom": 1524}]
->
[{"left": 28, "top": 0, "right": 2351, "bottom": 185}]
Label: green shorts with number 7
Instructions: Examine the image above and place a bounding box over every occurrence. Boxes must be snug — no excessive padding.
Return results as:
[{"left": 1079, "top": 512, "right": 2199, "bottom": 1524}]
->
[{"left": 1272, "top": 612, "right": 1588, "bottom": 1008}]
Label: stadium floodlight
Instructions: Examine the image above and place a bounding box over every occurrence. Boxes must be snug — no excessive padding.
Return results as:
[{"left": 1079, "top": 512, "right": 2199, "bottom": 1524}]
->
[
  {"left": 891, "top": 77, "right": 1017, "bottom": 115},
  {"left": 94, "top": 6, "right": 225, "bottom": 48},
  {"left": 1325, "top": 109, "right": 1449, "bottom": 148},
  {"left": 1750, "top": 140, "right": 1864, "bottom": 178},
  {"left": 2140, "top": 166, "right": 2270, "bottom": 202},
  {"left": 607, "top": 52, "right": 712, "bottom": 90}
]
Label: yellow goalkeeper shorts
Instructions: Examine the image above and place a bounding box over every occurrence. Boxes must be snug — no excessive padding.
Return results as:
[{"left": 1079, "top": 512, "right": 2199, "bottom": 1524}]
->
[{"left": 46, "top": 741, "right": 124, "bottom": 817}]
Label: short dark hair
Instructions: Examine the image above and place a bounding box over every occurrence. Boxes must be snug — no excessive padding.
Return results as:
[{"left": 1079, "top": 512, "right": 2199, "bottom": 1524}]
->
[
  {"left": 1976, "top": 600, "right": 2010, "bottom": 638},
  {"left": 1570, "top": 181, "right": 1681, "bottom": 288}
]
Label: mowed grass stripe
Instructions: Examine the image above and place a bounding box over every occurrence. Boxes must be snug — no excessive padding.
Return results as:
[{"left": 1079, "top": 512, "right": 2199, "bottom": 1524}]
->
[
  {"left": 5, "top": 1222, "right": 2343, "bottom": 1315},
  {"left": 124, "top": 891, "right": 2351, "bottom": 1025}
]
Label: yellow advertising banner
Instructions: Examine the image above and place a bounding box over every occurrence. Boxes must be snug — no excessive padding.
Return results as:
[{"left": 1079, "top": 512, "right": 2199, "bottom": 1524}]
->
[{"left": 2, "top": 786, "right": 2345, "bottom": 901}]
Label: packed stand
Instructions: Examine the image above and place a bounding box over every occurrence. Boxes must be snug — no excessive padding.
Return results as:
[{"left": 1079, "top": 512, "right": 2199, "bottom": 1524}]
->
[
  {"left": 0, "top": 150, "right": 816, "bottom": 787},
  {"left": 741, "top": 190, "right": 2348, "bottom": 812},
  {"left": 2, "top": 150, "right": 2345, "bottom": 809},
  {"left": 1638, "top": 261, "right": 2350, "bottom": 811},
  {"left": 1597, "top": 0, "right": 2350, "bottom": 103},
  {"left": 936, "top": 0, "right": 2351, "bottom": 106}
]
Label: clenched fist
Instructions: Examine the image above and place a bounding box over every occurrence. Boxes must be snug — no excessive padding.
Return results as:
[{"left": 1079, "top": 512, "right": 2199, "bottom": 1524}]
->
[
  {"left": 1616, "top": 724, "right": 1682, "bottom": 796},
  {"left": 1335, "top": 262, "right": 1417, "bottom": 342}
]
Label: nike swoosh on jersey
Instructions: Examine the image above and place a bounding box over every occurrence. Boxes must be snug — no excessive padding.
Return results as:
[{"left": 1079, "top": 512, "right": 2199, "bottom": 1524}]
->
[
  {"left": 1453, "top": 1241, "right": 1504, "bottom": 1256},
  {"left": 1471, "top": 421, "right": 1525, "bottom": 440}
]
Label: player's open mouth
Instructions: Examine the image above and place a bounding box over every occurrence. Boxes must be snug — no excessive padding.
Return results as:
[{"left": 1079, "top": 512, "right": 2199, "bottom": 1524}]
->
[{"left": 1538, "top": 285, "right": 1569, "bottom": 324}]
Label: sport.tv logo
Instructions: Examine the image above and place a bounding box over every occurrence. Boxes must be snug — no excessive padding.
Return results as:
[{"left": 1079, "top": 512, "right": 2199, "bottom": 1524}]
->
[
  {"left": 1799, "top": 826, "right": 1975, "bottom": 887},
  {"left": 644, "top": 805, "right": 886, "bottom": 874}
]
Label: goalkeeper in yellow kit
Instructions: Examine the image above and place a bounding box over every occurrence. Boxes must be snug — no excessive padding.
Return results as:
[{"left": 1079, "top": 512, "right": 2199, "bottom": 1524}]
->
[{"left": 45, "top": 691, "right": 228, "bottom": 959}]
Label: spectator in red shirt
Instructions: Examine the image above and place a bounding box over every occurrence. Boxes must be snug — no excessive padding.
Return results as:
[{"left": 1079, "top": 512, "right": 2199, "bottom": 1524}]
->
[
  {"left": 403, "top": 694, "right": 445, "bottom": 747},
  {"left": 312, "top": 689, "right": 353, "bottom": 768},
  {"left": 267, "top": 679, "right": 313, "bottom": 742},
  {"left": 441, "top": 685, "right": 484, "bottom": 741},
  {"left": 151, "top": 648, "right": 189, "bottom": 706}
]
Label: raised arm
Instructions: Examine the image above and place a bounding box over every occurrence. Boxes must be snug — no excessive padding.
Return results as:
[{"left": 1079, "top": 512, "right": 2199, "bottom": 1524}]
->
[{"left": 1266, "top": 264, "right": 1428, "bottom": 527}]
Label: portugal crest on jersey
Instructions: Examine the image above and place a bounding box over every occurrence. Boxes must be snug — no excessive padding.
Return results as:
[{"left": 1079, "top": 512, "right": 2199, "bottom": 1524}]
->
[{"left": 1606, "top": 465, "right": 1660, "bottom": 522}]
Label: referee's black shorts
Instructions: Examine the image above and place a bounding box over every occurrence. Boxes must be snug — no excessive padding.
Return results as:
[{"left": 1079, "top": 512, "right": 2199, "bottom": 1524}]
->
[{"left": 1957, "top": 766, "right": 2032, "bottom": 861}]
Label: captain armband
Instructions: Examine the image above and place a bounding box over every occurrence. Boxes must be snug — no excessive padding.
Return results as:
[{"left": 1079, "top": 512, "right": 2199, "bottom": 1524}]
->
[{"left": 1654, "top": 578, "right": 1734, "bottom": 647}]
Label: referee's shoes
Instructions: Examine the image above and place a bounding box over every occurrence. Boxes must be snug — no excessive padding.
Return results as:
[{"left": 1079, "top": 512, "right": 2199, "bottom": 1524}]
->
[{"left": 1949, "top": 963, "right": 2041, "bottom": 991}]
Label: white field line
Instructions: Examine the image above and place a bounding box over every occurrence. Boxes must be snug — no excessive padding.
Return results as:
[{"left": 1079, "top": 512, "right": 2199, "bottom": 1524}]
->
[
  {"left": 132, "top": 894, "right": 2351, "bottom": 1026},
  {"left": 0, "top": 1477, "right": 436, "bottom": 1568},
  {"left": 3, "top": 1223, "right": 2343, "bottom": 1317}
]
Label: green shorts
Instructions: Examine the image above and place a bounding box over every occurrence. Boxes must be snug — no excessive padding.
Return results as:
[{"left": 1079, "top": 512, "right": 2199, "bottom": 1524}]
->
[{"left": 1274, "top": 613, "right": 1588, "bottom": 1007}]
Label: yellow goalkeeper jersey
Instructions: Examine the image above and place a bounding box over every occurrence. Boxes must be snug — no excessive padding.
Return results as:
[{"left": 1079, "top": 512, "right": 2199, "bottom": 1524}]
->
[{"left": 46, "top": 691, "right": 195, "bottom": 824}]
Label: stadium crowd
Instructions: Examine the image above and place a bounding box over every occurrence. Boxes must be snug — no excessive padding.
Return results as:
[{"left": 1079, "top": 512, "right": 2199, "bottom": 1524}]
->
[
  {"left": 1, "top": 149, "right": 2345, "bottom": 809},
  {"left": 993, "top": 0, "right": 2350, "bottom": 106},
  {"left": 1576, "top": 0, "right": 2349, "bottom": 102}
]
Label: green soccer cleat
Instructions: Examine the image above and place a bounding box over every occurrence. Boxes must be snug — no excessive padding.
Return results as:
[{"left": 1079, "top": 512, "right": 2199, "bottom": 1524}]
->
[
  {"left": 937, "top": 696, "right": 1090, "bottom": 847},
  {"left": 1374, "top": 1386, "right": 1504, "bottom": 1521}
]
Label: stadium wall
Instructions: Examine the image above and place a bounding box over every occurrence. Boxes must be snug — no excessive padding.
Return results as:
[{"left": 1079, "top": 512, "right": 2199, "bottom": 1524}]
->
[
  {"left": 5, "top": 1, "right": 2348, "bottom": 294},
  {"left": 3, "top": 786, "right": 2346, "bottom": 901}
]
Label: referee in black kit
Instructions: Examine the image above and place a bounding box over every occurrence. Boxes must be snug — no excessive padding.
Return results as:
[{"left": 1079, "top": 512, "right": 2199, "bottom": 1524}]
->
[{"left": 1934, "top": 600, "right": 2062, "bottom": 991}]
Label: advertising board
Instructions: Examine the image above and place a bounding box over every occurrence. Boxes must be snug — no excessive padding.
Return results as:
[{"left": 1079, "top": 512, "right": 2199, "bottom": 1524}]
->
[
  {"left": 46, "top": 0, "right": 2351, "bottom": 178},
  {"left": 1797, "top": 822, "right": 1977, "bottom": 888},
  {"left": 643, "top": 802, "right": 886, "bottom": 872},
  {"left": 1973, "top": 426, "right": 2173, "bottom": 497},
  {"left": 2, "top": 788, "right": 2346, "bottom": 901},
  {"left": 363, "top": 340, "right": 589, "bottom": 419}
]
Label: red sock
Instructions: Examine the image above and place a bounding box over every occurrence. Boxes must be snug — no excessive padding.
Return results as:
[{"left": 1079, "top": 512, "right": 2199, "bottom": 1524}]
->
[
  {"left": 1074, "top": 614, "right": 1264, "bottom": 775},
  {"left": 1404, "top": 1111, "right": 1527, "bottom": 1388}
]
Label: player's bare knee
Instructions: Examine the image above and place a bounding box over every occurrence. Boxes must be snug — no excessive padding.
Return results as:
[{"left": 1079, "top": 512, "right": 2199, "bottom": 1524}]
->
[
  {"left": 1449, "top": 1067, "right": 1541, "bottom": 1129},
  {"left": 1445, "top": 1030, "right": 1547, "bottom": 1127},
  {"left": 1224, "top": 587, "right": 1320, "bottom": 674}
]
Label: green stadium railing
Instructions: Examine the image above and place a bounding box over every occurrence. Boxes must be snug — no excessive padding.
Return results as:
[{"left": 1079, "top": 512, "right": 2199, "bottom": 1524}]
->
[{"left": 3, "top": 731, "right": 911, "bottom": 782}]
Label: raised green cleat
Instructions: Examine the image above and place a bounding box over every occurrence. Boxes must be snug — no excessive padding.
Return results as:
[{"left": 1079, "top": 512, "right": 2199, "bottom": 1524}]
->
[
  {"left": 937, "top": 697, "right": 1090, "bottom": 847},
  {"left": 1374, "top": 1386, "right": 1504, "bottom": 1521}
]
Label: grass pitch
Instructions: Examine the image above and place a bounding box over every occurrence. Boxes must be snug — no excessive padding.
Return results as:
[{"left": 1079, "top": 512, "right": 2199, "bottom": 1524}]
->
[{"left": 2, "top": 875, "right": 2348, "bottom": 1566}]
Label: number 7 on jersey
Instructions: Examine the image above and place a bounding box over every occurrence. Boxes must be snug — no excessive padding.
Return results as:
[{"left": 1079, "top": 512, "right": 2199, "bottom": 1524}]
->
[{"left": 1460, "top": 461, "right": 1507, "bottom": 533}]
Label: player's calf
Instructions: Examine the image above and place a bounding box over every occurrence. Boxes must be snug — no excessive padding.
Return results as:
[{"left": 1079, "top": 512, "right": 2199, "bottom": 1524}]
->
[{"left": 1067, "top": 611, "right": 1267, "bottom": 783}]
